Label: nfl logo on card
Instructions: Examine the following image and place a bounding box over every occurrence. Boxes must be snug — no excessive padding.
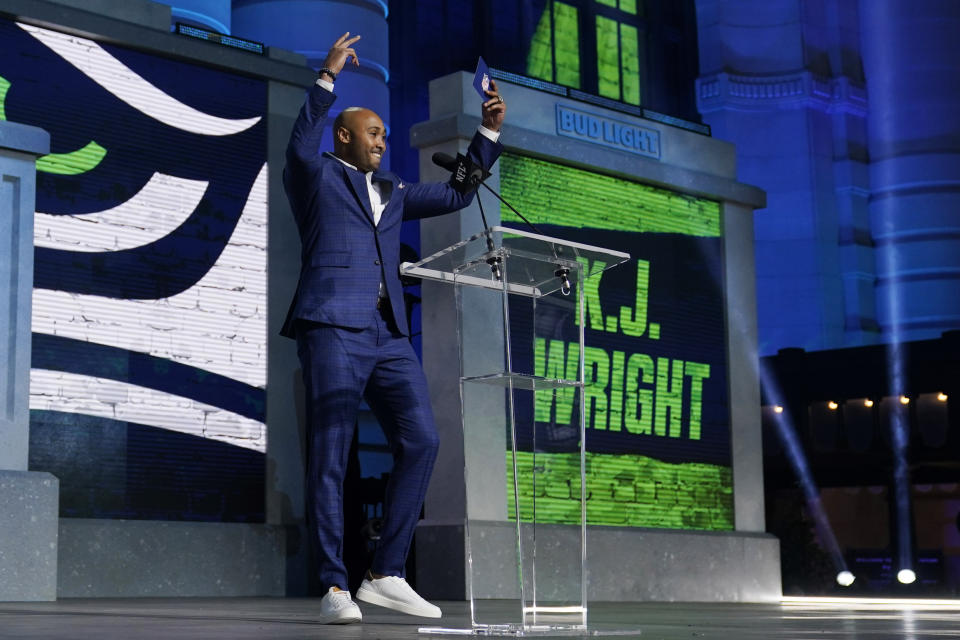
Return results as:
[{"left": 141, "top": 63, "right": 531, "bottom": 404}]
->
[{"left": 473, "top": 56, "right": 492, "bottom": 100}]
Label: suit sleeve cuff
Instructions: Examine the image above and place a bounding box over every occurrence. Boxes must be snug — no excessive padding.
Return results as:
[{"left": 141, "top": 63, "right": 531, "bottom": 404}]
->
[
  {"left": 315, "top": 78, "right": 335, "bottom": 92},
  {"left": 477, "top": 125, "right": 501, "bottom": 143}
]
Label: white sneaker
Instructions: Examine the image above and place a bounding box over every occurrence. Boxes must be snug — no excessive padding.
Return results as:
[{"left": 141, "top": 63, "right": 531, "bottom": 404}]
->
[
  {"left": 318, "top": 587, "right": 362, "bottom": 624},
  {"left": 356, "top": 575, "right": 442, "bottom": 618}
]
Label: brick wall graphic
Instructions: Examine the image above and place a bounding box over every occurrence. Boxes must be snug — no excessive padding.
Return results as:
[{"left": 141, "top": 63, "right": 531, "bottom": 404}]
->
[{"left": 2, "top": 20, "right": 268, "bottom": 520}]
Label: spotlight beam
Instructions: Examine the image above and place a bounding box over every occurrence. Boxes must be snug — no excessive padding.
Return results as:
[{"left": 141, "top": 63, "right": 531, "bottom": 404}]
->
[
  {"left": 760, "top": 363, "right": 852, "bottom": 584},
  {"left": 887, "top": 345, "right": 915, "bottom": 583},
  {"left": 880, "top": 174, "right": 916, "bottom": 584}
]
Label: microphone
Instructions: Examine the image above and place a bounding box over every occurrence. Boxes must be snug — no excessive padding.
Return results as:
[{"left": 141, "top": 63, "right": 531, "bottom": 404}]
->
[
  {"left": 431, "top": 151, "right": 457, "bottom": 172},
  {"left": 432, "top": 152, "right": 485, "bottom": 193},
  {"left": 477, "top": 185, "right": 571, "bottom": 295},
  {"left": 432, "top": 151, "right": 569, "bottom": 294},
  {"left": 554, "top": 268, "right": 572, "bottom": 296},
  {"left": 433, "top": 152, "right": 500, "bottom": 279}
]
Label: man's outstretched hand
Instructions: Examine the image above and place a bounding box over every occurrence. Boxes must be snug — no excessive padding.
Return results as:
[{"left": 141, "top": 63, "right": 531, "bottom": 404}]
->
[
  {"left": 321, "top": 32, "right": 361, "bottom": 79},
  {"left": 481, "top": 79, "right": 506, "bottom": 132}
]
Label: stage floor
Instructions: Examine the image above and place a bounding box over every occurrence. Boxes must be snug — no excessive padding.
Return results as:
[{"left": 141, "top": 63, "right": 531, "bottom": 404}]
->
[{"left": 2, "top": 597, "right": 959, "bottom": 639}]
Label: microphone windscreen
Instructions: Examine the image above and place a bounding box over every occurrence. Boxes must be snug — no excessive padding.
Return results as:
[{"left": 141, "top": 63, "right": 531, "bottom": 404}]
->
[{"left": 432, "top": 152, "right": 458, "bottom": 171}]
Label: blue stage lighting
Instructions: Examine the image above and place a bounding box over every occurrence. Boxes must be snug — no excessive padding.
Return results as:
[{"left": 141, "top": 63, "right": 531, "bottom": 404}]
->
[
  {"left": 888, "top": 390, "right": 915, "bottom": 587},
  {"left": 760, "top": 364, "right": 853, "bottom": 584}
]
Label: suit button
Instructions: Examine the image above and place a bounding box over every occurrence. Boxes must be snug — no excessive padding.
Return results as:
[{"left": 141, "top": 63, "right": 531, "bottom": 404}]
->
[{"left": 374, "top": 259, "right": 381, "bottom": 265}]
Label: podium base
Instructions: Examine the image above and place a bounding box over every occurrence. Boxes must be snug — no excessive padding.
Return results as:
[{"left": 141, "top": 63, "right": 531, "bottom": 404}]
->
[{"left": 418, "top": 624, "right": 641, "bottom": 637}]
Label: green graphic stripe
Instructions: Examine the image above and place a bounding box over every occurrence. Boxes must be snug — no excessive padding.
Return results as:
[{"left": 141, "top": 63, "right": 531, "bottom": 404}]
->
[
  {"left": 0, "top": 75, "right": 10, "bottom": 120},
  {"left": 507, "top": 451, "right": 733, "bottom": 530},
  {"left": 553, "top": 2, "right": 581, "bottom": 88},
  {"left": 620, "top": 23, "right": 641, "bottom": 106},
  {"left": 37, "top": 140, "right": 107, "bottom": 175},
  {"left": 0, "top": 75, "right": 106, "bottom": 174},
  {"left": 526, "top": 4, "right": 553, "bottom": 82},
  {"left": 596, "top": 0, "right": 638, "bottom": 15},
  {"left": 526, "top": 2, "right": 581, "bottom": 88},
  {"left": 499, "top": 154, "right": 721, "bottom": 237},
  {"left": 596, "top": 16, "right": 620, "bottom": 100}
]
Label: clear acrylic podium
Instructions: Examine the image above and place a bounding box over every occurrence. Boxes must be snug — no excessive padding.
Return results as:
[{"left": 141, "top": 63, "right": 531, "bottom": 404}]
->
[{"left": 402, "top": 226, "right": 629, "bottom": 636}]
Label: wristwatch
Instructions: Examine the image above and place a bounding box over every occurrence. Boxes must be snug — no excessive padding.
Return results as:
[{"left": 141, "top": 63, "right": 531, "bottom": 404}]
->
[{"left": 318, "top": 67, "right": 337, "bottom": 82}]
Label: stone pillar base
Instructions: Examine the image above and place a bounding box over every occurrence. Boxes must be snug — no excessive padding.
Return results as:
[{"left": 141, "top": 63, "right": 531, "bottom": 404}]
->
[
  {"left": 0, "top": 471, "right": 59, "bottom": 601},
  {"left": 57, "top": 519, "right": 286, "bottom": 597},
  {"left": 417, "top": 521, "right": 781, "bottom": 603}
]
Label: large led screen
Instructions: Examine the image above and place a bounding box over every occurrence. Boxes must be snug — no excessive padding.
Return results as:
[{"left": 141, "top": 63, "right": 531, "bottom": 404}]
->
[
  {"left": 500, "top": 153, "right": 733, "bottom": 530},
  {"left": 1, "top": 19, "right": 267, "bottom": 521}
]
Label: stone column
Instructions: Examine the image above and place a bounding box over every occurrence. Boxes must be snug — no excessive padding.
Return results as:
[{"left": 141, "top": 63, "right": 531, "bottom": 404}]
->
[
  {"left": 0, "top": 119, "right": 59, "bottom": 601},
  {"left": 861, "top": 1, "right": 960, "bottom": 343},
  {"left": 232, "top": 0, "right": 393, "bottom": 595},
  {"left": 695, "top": 0, "right": 873, "bottom": 354},
  {"left": 411, "top": 72, "right": 510, "bottom": 600}
]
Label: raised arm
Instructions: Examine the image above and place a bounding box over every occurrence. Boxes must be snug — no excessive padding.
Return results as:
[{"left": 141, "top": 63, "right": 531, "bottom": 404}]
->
[
  {"left": 403, "top": 81, "right": 507, "bottom": 220},
  {"left": 401, "top": 134, "right": 504, "bottom": 220},
  {"left": 285, "top": 32, "right": 361, "bottom": 167},
  {"left": 480, "top": 78, "right": 506, "bottom": 133}
]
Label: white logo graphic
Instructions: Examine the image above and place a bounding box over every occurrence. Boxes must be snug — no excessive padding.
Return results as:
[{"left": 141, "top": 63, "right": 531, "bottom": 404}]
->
[
  {"left": 19, "top": 23, "right": 261, "bottom": 136},
  {"left": 23, "top": 22, "right": 269, "bottom": 452}
]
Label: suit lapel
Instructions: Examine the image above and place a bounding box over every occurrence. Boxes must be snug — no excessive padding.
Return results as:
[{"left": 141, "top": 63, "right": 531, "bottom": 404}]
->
[
  {"left": 324, "top": 152, "right": 375, "bottom": 226},
  {"left": 373, "top": 171, "right": 399, "bottom": 226},
  {"left": 345, "top": 168, "right": 376, "bottom": 227}
]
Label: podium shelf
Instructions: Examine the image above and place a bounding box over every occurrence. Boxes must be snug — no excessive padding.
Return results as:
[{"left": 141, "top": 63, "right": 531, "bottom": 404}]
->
[
  {"left": 400, "top": 264, "right": 542, "bottom": 297},
  {"left": 401, "top": 226, "right": 630, "bottom": 297},
  {"left": 461, "top": 372, "right": 583, "bottom": 391}
]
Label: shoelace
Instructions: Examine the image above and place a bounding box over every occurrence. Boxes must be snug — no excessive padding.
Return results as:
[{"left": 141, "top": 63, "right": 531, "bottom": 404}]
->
[
  {"left": 330, "top": 590, "right": 354, "bottom": 608},
  {"left": 377, "top": 576, "right": 408, "bottom": 588},
  {"left": 379, "top": 576, "right": 422, "bottom": 598}
]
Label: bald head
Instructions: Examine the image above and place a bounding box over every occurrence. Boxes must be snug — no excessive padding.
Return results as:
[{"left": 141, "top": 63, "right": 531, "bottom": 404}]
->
[{"left": 333, "top": 107, "right": 386, "bottom": 172}]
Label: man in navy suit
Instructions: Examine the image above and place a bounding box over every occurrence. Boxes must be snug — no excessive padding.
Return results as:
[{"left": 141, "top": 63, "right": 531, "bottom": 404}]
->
[{"left": 281, "top": 32, "right": 506, "bottom": 624}]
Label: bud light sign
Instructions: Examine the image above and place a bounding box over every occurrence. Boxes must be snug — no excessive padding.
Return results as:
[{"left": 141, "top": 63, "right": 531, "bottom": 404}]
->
[{"left": 556, "top": 103, "right": 660, "bottom": 160}]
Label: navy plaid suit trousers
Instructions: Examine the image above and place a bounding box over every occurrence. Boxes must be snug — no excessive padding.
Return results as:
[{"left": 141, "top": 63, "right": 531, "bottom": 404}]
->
[{"left": 296, "top": 308, "right": 439, "bottom": 589}]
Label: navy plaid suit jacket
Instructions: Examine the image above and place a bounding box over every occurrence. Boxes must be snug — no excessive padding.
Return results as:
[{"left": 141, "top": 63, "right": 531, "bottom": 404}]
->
[{"left": 281, "top": 83, "right": 503, "bottom": 338}]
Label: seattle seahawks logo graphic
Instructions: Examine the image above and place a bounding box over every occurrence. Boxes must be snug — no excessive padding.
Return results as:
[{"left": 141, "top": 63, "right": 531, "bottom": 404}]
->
[{"left": 1, "top": 19, "right": 268, "bottom": 468}]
